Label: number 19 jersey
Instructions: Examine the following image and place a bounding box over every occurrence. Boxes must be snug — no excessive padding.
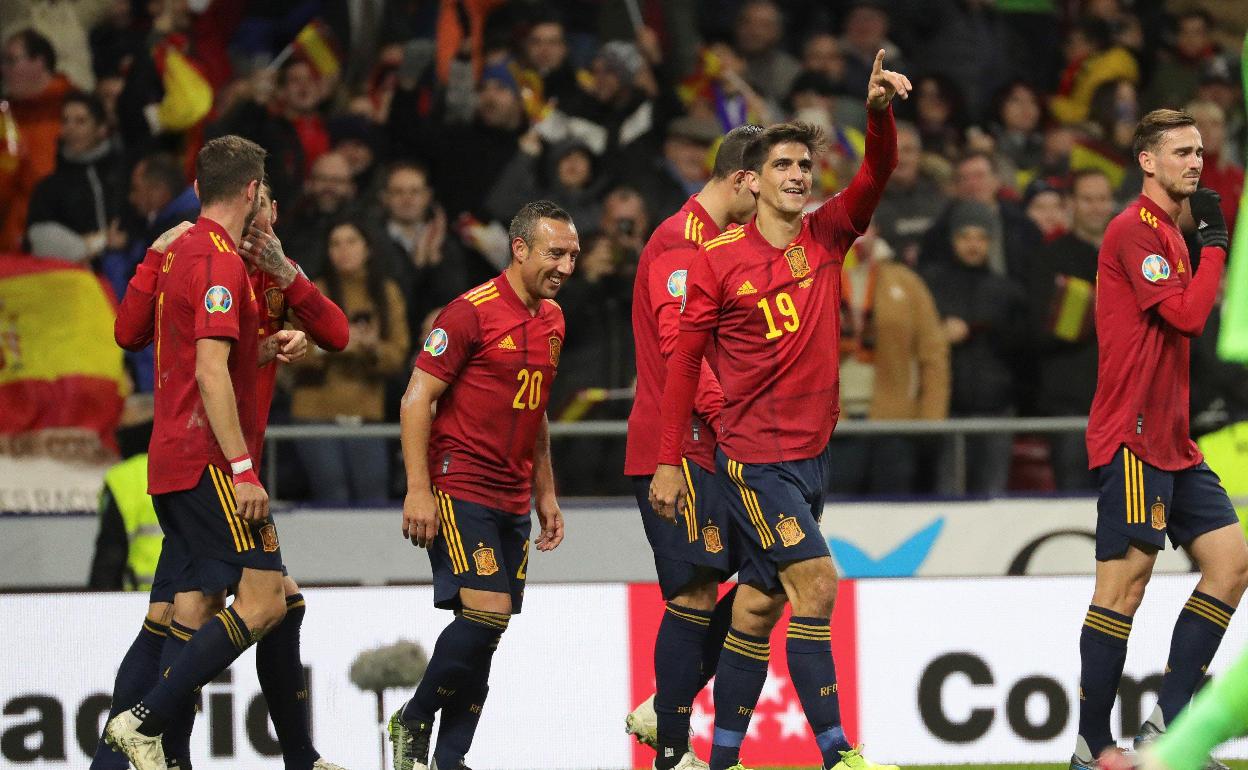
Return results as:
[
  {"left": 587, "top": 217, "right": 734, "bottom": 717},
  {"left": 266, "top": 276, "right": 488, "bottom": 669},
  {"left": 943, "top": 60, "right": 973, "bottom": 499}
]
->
[
  {"left": 679, "top": 199, "right": 862, "bottom": 464},
  {"left": 415, "top": 273, "right": 565, "bottom": 514}
]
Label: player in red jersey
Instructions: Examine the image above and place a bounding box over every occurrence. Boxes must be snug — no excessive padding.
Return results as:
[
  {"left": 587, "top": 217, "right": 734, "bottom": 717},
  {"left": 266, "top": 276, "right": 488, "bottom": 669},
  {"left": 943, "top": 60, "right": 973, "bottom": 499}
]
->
[
  {"left": 103, "top": 136, "right": 288, "bottom": 770},
  {"left": 623, "top": 123, "right": 763, "bottom": 770},
  {"left": 100, "top": 181, "right": 350, "bottom": 770},
  {"left": 1071, "top": 109, "right": 1248, "bottom": 770},
  {"left": 650, "top": 51, "right": 908, "bottom": 770},
  {"left": 390, "top": 200, "right": 578, "bottom": 770}
]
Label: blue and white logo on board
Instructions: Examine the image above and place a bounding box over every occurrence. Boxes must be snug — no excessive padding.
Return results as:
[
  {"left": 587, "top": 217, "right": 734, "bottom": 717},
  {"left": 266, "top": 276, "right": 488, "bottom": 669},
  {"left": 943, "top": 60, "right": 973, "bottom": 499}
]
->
[
  {"left": 667, "top": 269, "right": 687, "bottom": 298},
  {"left": 204, "top": 285, "right": 233, "bottom": 313},
  {"left": 423, "top": 327, "right": 448, "bottom": 356},
  {"left": 1142, "top": 254, "right": 1171, "bottom": 283}
]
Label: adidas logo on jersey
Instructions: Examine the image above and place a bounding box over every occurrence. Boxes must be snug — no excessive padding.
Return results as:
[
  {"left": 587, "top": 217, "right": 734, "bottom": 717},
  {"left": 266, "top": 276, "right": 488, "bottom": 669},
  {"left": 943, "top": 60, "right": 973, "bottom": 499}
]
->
[
  {"left": 736, "top": 281, "right": 757, "bottom": 295},
  {"left": 497, "top": 335, "right": 517, "bottom": 350}
]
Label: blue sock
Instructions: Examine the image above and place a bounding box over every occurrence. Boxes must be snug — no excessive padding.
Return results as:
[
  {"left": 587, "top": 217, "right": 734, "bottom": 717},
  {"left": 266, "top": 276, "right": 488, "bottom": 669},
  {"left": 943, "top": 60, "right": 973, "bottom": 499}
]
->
[
  {"left": 159, "top": 621, "right": 198, "bottom": 768},
  {"left": 709, "top": 628, "right": 770, "bottom": 770},
  {"left": 699, "top": 586, "right": 738, "bottom": 690},
  {"left": 1077, "top": 605, "right": 1132, "bottom": 755},
  {"left": 403, "top": 609, "right": 508, "bottom": 725},
  {"left": 1157, "top": 591, "right": 1234, "bottom": 725},
  {"left": 92, "top": 618, "right": 167, "bottom": 769},
  {"left": 787, "top": 616, "right": 850, "bottom": 766},
  {"left": 257, "top": 594, "right": 319, "bottom": 770},
  {"left": 432, "top": 671, "right": 491, "bottom": 769},
  {"left": 135, "top": 608, "right": 254, "bottom": 736},
  {"left": 655, "top": 602, "right": 714, "bottom": 755}
]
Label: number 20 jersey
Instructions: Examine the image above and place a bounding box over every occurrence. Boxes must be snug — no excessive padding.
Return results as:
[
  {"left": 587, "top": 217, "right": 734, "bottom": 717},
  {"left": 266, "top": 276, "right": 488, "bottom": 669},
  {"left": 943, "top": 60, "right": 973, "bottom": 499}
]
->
[
  {"left": 415, "top": 273, "right": 565, "bottom": 514},
  {"left": 680, "top": 200, "right": 862, "bottom": 464}
]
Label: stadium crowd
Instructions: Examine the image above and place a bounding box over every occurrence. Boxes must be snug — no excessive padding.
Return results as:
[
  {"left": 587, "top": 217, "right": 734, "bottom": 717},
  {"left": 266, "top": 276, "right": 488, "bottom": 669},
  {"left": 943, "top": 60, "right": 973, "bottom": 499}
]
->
[{"left": 2, "top": 0, "right": 1246, "bottom": 500}]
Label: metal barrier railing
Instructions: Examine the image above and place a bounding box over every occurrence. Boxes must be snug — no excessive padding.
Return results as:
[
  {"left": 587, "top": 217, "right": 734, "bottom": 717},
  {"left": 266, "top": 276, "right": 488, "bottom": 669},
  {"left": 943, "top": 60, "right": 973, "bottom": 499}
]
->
[{"left": 264, "top": 416, "right": 1090, "bottom": 498}]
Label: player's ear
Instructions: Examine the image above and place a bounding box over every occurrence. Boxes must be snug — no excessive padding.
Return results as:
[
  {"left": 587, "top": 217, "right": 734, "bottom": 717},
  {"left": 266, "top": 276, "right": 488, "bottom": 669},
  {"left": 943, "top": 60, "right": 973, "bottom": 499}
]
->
[
  {"left": 746, "top": 169, "right": 761, "bottom": 195},
  {"left": 511, "top": 236, "right": 528, "bottom": 265},
  {"left": 193, "top": 179, "right": 200, "bottom": 200},
  {"left": 1138, "top": 150, "right": 1154, "bottom": 176}
]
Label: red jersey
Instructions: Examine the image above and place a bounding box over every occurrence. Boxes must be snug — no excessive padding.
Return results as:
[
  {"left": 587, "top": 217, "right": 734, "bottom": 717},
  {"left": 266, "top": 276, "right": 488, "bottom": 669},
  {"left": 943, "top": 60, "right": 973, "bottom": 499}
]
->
[
  {"left": 416, "top": 274, "right": 565, "bottom": 514},
  {"left": 118, "top": 251, "right": 349, "bottom": 451},
  {"left": 1086, "top": 195, "right": 1202, "bottom": 470},
  {"left": 625, "top": 196, "right": 726, "bottom": 475},
  {"left": 672, "top": 201, "right": 862, "bottom": 464},
  {"left": 148, "top": 218, "right": 261, "bottom": 494}
]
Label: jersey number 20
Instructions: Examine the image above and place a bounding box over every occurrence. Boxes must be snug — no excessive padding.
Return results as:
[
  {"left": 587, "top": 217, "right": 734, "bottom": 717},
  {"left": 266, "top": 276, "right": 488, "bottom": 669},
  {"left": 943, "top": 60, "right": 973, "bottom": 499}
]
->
[
  {"left": 758, "top": 292, "right": 800, "bottom": 339},
  {"left": 512, "top": 368, "right": 544, "bottom": 410}
]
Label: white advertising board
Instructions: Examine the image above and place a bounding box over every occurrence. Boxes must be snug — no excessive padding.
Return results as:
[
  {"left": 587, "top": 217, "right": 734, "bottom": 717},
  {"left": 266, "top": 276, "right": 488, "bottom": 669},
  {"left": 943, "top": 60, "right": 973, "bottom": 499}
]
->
[
  {"left": 855, "top": 574, "right": 1248, "bottom": 764},
  {"left": 0, "top": 585, "right": 630, "bottom": 770}
]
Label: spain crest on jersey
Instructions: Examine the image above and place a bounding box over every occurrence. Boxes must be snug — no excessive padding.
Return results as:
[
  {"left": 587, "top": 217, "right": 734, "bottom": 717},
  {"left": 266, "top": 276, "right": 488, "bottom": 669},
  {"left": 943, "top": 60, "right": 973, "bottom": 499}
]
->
[
  {"left": 702, "top": 524, "right": 723, "bottom": 554},
  {"left": 473, "top": 545, "right": 499, "bottom": 576},
  {"left": 776, "top": 515, "right": 805, "bottom": 547},
  {"left": 1151, "top": 499, "right": 1166, "bottom": 531},
  {"left": 784, "top": 246, "right": 810, "bottom": 279},
  {"left": 548, "top": 336, "right": 562, "bottom": 367},
  {"left": 265, "top": 287, "right": 286, "bottom": 319}
]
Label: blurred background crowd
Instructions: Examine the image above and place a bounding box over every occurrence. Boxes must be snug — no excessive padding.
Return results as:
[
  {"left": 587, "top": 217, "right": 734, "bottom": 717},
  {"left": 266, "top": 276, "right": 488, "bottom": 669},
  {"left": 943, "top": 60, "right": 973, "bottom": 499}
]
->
[{"left": 2, "top": 0, "right": 1246, "bottom": 502}]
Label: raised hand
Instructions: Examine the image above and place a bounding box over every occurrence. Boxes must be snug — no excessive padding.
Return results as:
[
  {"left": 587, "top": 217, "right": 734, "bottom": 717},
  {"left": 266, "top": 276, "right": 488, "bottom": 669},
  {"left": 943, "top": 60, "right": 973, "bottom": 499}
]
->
[
  {"left": 240, "top": 222, "right": 298, "bottom": 288},
  {"left": 866, "top": 49, "right": 912, "bottom": 111}
]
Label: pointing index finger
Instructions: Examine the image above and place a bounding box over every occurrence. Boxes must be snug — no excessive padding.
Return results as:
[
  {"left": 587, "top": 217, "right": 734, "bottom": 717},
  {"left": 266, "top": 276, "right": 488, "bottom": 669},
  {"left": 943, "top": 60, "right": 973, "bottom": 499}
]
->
[{"left": 872, "top": 48, "right": 885, "bottom": 76}]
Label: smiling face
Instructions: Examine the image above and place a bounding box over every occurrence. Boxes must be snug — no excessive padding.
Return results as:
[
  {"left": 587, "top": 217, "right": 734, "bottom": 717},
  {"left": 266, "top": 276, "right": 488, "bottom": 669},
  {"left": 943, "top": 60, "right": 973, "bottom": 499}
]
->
[
  {"left": 513, "top": 218, "right": 579, "bottom": 300},
  {"left": 750, "top": 141, "right": 813, "bottom": 217},
  {"left": 1140, "top": 125, "right": 1203, "bottom": 200}
]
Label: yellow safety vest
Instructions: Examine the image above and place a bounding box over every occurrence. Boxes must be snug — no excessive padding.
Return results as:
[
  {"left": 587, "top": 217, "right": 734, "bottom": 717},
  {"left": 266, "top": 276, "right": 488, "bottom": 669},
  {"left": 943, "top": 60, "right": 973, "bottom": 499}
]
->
[
  {"left": 1196, "top": 422, "right": 1248, "bottom": 537},
  {"left": 104, "top": 454, "right": 163, "bottom": 590}
]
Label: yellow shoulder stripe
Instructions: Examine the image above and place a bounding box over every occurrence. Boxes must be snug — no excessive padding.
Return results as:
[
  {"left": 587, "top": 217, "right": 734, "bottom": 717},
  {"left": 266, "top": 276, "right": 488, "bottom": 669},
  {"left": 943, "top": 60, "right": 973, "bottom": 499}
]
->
[{"left": 704, "top": 227, "right": 745, "bottom": 251}]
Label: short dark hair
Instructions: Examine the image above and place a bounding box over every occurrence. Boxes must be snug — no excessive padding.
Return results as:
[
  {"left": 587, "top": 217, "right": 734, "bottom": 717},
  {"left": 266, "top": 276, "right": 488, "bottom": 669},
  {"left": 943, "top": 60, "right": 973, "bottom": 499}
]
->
[
  {"left": 195, "top": 135, "right": 266, "bottom": 206},
  {"left": 509, "top": 200, "right": 573, "bottom": 245},
  {"left": 1069, "top": 167, "right": 1111, "bottom": 192},
  {"left": 10, "top": 29, "right": 56, "bottom": 73},
  {"left": 62, "top": 91, "right": 107, "bottom": 127},
  {"left": 1132, "top": 108, "right": 1196, "bottom": 159},
  {"left": 382, "top": 159, "right": 430, "bottom": 187},
  {"left": 742, "top": 122, "right": 827, "bottom": 173},
  {"left": 136, "top": 152, "right": 185, "bottom": 195},
  {"left": 712, "top": 124, "right": 765, "bottom": 179},
  {"left": 1176, "top": 9, "right": 1212, "bottom": 30}
]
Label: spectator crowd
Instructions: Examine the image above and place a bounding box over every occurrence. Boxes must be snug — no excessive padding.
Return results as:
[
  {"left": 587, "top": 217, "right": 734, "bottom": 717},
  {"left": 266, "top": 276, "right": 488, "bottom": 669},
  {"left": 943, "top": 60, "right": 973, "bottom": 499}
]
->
[{"left": 2, "top": 0, "right": 1246, "bottom": 499}]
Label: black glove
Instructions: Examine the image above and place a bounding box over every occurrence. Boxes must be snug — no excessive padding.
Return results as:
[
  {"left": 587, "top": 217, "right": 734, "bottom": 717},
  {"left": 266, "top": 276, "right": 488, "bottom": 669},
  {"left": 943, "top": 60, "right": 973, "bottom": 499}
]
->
[{"left": 1190, "top": 187, "right": 1229, "bottom": 251}]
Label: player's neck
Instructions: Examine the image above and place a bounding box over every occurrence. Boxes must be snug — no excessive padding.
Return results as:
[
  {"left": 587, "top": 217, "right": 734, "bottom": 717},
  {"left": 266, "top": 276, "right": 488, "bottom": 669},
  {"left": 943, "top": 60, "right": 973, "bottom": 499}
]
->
[
  {"left": 755, "top": 206, "right": 803, "bottom": 248},
  {"left": 503, "top": 266, "right": 540, "bottom": 314},
  {"left": 199, "top": 204, "right": 246, "bottom": 245},
  {"left": 1141, "top": 179, "right": 1183, "bottom": 222},
  {"left": 694, "top": 182, "right": 733, "bottom": 230}
]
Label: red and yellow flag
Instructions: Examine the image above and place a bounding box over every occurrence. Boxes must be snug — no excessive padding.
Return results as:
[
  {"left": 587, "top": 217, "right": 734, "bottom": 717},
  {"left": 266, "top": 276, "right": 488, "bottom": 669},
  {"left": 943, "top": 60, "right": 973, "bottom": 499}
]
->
[
  {"left": 294, "top": 20, "right": 342, "bottom": 79},
  {"left": 0, "top": 255, "right": 126, "bottom": 447}
]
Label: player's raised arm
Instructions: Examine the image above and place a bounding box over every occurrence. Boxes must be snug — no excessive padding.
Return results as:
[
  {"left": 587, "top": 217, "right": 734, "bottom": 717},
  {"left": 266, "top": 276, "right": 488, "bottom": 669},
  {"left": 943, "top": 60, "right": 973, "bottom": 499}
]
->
[
  {"left": 814, "top": 50, "right": 906, "bottom": 242},
  {"left": 1154, "top": 189, "right": 1228, "bottom": 336},
  {"left": 532, "top": 414, "right": 563, "bottom": 551},
  {"left": 114, "top": 221, "right": 194, "bottom": 350},
  {"left": 399, "top": 367, "right": 450, "bottom": 547}
]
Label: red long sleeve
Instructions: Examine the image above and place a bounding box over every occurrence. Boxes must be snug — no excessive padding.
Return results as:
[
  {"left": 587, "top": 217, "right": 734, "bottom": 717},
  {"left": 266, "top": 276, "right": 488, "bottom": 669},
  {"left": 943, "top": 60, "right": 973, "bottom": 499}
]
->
[
  {"left": 655, "top": 282, "right": 726, "bottom": 430},
  {"left": 657, "top": 327, "right": 711, "bottom": 465},
  {"left": 1156, "top": 246, "right": 1225, "bottom": 336},
  {"left": 114, "top": 249, "right": 160, "bottom": 350},
  {"left": 283, "top": 270, "right": 349, "bottom": 351},
  {"left": 842, "top": 105, "right": 898, "bottom": 233}
]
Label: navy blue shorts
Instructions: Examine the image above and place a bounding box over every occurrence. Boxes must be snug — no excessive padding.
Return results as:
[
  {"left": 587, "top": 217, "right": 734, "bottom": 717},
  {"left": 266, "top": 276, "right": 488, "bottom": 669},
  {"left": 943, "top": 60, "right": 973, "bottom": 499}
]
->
[
  {"left": 429, "top": 488, "right": 531, "bottom": 614},
  {"left": 151, "top": 465, "right": 284, "bottom": 596},
  {"left": 632, "top": 459, "right": 734, "bottom": 600},
  {"left": 1095, "top": 446, "right": 1238, "bottom": 561},
  {"left": 714, "top": 447, "right": 831, "bottom": 592}
]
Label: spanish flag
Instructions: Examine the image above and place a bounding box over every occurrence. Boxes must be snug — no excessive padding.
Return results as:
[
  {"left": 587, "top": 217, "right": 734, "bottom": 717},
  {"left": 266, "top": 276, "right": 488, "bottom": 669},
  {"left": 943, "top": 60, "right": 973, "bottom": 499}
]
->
[
  {"left": 1217, "top": 31, "right": 1248, "bottom": 363},
  {"left": 293, "top": 20, "right": 342, "bottom": 80},
  {"left": 1047, "top": 274, "right": 1095, "bottom": 343},
  {"left": 153, "top": 36, "right": 214, "bottom": 133},
  {"left": 0, "top": 255, "right": 126, "bottom": 448}
]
